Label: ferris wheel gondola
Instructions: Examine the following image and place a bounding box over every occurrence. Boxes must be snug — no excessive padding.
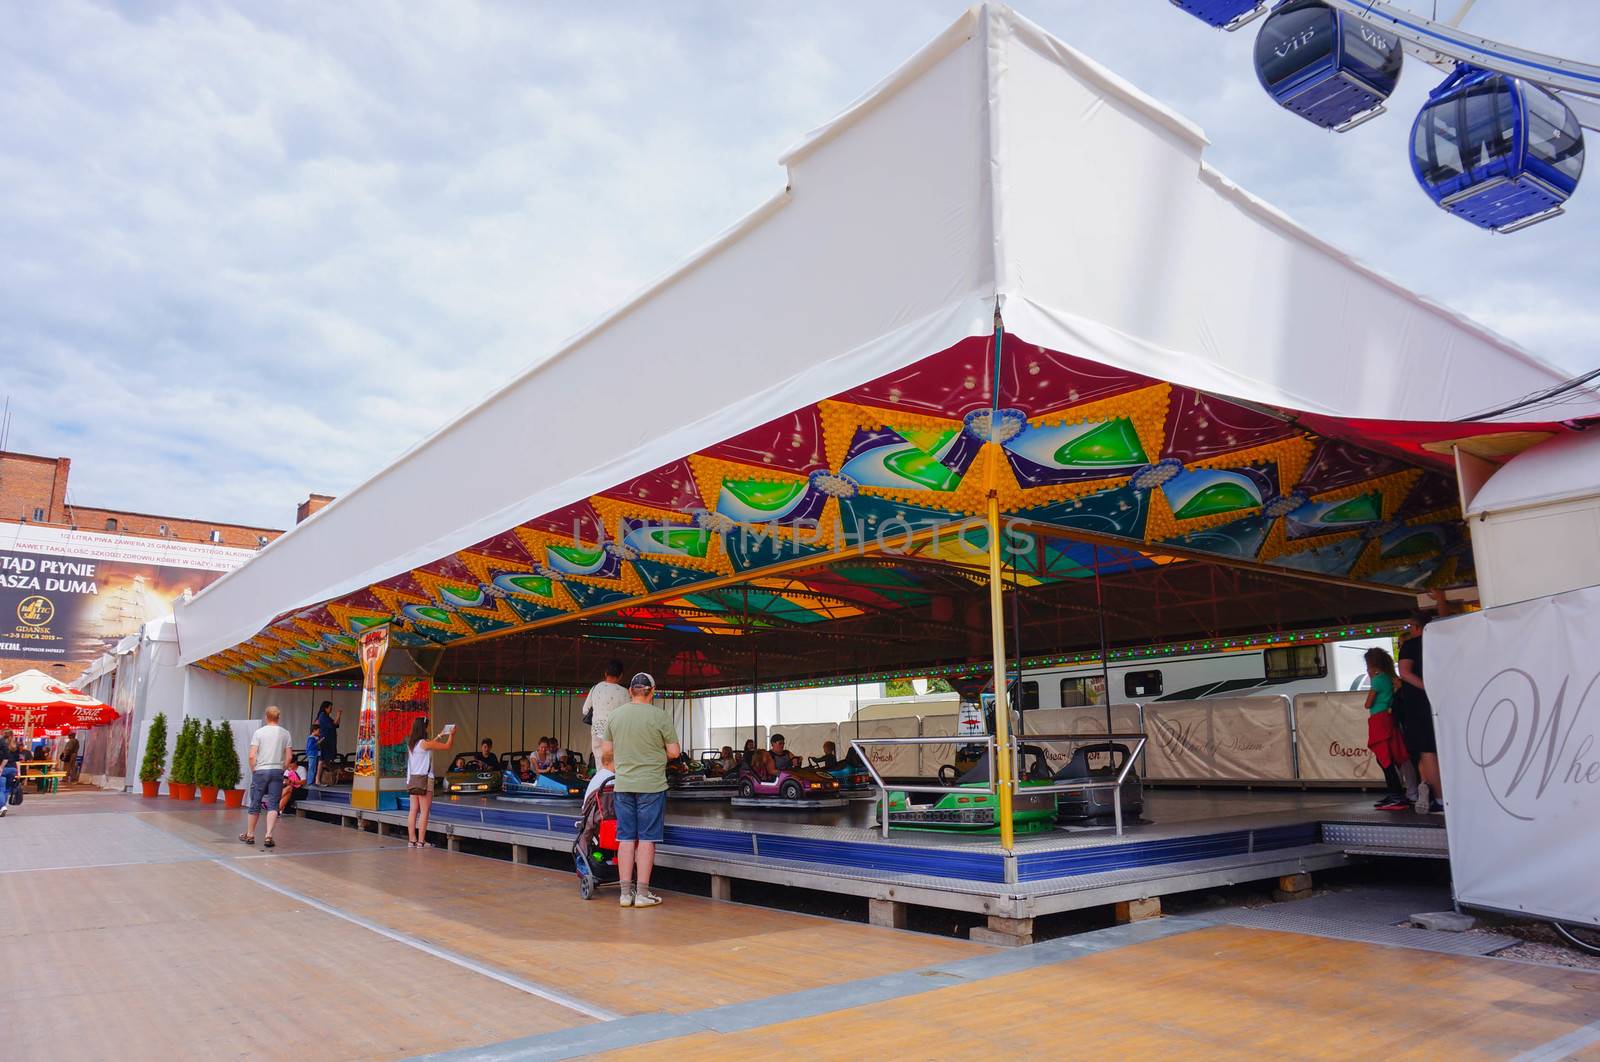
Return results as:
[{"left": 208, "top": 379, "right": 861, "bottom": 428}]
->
[
  {"left": 1411, "top": 66, "right": 1586, "bottom": 232},
  {"left": 1168, "top": 1, "right": 1268, "bottom": 31},
  {"left": 1253, "top": 0, "right": 1403, "bottom": 131},
  {"left": 1166, "top": 0, "right": 1600, "bottom": 231}
]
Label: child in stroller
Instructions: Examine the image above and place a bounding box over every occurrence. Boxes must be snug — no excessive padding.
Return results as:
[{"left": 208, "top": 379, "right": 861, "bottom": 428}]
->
[{"left": 572, "top": 751, "right": 617, "bottom": 900}]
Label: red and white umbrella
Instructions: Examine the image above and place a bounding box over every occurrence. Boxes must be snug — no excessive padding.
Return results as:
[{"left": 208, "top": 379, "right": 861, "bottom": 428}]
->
[{"left": 0, "top": 669, "right": 120, "bottom": 732}]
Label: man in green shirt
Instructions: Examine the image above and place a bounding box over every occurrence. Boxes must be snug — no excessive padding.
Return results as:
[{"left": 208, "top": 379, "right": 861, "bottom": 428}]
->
[{"left": 601, "top": 672, "right": 680, "bottom": 908}]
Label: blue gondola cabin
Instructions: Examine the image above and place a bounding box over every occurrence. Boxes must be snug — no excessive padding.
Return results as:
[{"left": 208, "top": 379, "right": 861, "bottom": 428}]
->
[
  {"left": 1254, "top": 0, "right": 1402, "bottom": 131},
  {"left": 1168, "top": 0, "right": 1267, "bottom": 31},
  {"left": 1411, "top": 66, "right": 1586, "bottom": 233}
]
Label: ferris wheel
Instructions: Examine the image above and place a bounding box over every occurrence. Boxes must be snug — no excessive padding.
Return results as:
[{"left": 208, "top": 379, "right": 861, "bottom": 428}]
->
[{"left": 1168, "top": 1, "right": 1600, "bottom": 232}]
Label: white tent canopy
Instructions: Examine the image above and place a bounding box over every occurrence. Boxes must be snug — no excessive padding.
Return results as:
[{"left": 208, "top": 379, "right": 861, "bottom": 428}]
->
[{"left": 176, "top": 3, "right": 1595, "bottom": 668}]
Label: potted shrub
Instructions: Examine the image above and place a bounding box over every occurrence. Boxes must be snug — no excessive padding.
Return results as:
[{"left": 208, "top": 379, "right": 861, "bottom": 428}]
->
[
  {"left": 196, "top": 720, "right": 218, "bottom": 803},
  {"left": 170, "top": 717, "right": 198, "bottom": 800},
  {"left": 217, "top": 720, "right": 245, "bottom": 808},
  {"left": 183, "top": 719, "right": 204, "bottom": 800},
  {"left": 139, "top": 712, "right": 168, "bottom": 798}
]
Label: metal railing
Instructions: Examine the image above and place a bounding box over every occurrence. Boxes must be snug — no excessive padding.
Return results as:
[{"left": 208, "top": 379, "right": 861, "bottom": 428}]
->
[
  {"left": 848, "top": 736, "right": 997, "bottom": 839},
  {"left": 848, "top": 733, "right": 1148, "bottom": 838},
  {"left": 1006, "top": 732, "right": 1148, "bottom": 836}
]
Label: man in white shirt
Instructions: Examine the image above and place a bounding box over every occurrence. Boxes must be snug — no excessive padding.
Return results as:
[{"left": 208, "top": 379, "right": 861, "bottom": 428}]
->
[
  {"left": 583, "top": 659, "right": 630, "bottom": 756},
  {"left": 241, "top": 705, "right": 292, "bottom": 849}
]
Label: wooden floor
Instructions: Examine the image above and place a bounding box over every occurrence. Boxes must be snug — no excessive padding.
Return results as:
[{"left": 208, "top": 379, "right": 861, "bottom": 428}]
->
[
  {"left": 3, "top": 791, "right": 1598, "bottom": 1062},
  {"left": 595, "top": 925, "right": 1600, "bottom": 1061}
]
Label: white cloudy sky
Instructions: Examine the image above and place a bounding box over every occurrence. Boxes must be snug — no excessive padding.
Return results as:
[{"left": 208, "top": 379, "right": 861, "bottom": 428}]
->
[{"left": 3, "top": 1, "right": 1596, "bottom": 529}]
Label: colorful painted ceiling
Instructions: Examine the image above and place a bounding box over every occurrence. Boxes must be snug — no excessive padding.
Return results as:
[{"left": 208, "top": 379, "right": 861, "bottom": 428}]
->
[{"left": 197, "top": 334, "right": 1467, "bottom": 687}]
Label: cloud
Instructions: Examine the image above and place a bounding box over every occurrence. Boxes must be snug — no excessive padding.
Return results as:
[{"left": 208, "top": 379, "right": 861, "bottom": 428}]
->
[{"left": 1, "top": 1, "right": 1594, "bottom": 529}]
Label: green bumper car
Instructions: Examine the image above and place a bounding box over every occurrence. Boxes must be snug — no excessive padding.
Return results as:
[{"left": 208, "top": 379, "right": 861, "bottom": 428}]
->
[
  {"left": 886, "top": 743, "right": 1058, "bottom": 834},
  {"left": 882, "top": 786, "right": 1057, "bottom": 834}
]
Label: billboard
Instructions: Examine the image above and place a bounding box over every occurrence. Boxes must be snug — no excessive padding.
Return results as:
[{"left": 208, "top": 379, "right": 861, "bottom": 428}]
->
[{"left": 0, "top": 523, "right": 256, "bottom": 674}]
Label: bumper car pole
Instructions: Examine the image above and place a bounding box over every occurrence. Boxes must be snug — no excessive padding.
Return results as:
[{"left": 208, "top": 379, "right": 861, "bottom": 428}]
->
[{"left": 985, "top": 462, "right": 1017, "bottom": 854}]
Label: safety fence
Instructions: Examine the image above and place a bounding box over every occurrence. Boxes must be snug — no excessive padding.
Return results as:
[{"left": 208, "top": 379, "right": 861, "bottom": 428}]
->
[
  {"left": 717, "top": 691, "right": 1380, "bottom": 786},
  {"left": 846, "top": 733, "right": 1150, "bottom": 837}
]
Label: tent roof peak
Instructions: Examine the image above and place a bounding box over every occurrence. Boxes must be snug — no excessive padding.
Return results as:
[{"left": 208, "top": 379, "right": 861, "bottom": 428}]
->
[{"left": 778, "top": 3, "right": 1208, "bottom": 173}]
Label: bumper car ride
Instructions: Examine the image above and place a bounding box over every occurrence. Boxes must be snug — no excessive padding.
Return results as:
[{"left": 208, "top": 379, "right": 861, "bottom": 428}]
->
[
  {"left": 442, "top": 768, "right": 504, "bottom": 795},
  {"left": 1054, "top": 742, "right": 1143, "bottom": 823},
  {"left": 503, "top": 770, "right": 584, "bottom": 799},
  {"left": 819, "top": 763, "right": 874, "bottom": 790},
  {"left": 883, "top": 785, "right": 1057, "bottom": 834},
  {"left": 323, "top": 754, "right": 355, "bottom": 786},
  {"left": 668, "top": 756, "right": 737, "bottom": 792},
  {"left": 734, "top": 764, "right": 841, "bottom": 800}
]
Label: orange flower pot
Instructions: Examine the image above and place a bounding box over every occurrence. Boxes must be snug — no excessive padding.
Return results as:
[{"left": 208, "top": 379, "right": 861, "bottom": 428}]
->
[
  {"left": 222, "top": 789, "right": 245, "bottom": 808},
  {"left": 198, "top": 786, "right": 218, "bottom": 803},
  {"left": 141, "top": 780, "right": 161, "bottom": 798},
  {"left": 169, "top": 782, "right": 193, "bottom": 800}
]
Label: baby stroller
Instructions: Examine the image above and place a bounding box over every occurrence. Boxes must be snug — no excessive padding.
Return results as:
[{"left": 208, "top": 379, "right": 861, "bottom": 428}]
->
[{"left": 573, "top": 777, "right": 618, "bottom": 900}]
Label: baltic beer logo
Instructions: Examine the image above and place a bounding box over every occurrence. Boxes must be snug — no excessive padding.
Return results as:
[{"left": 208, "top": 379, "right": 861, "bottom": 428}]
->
[
  {"left": 1467, "top": 667, "right": 1600, "bottom": 822},
  {"left": 16, "top": 595, "right": 54, "bottom": 627}
]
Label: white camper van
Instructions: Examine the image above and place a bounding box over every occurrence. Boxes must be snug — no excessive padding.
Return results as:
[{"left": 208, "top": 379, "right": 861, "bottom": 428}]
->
[{"left": 853, "top": 638, "right": 1387, "bottom": 722}]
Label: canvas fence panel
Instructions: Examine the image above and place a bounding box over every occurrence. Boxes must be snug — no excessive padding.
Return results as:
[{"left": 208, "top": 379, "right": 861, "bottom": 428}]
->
[
  {"left": 1143, "top": 701, "right": 1211, "bottom": 780},
  {"left": 1143, "top": 696, "right": 1294, "bottom": 781},
  {"left": 918, "top": 714, "right": 961, "bottom": 777},
  {"left": 1294, "top": 692, "right": 1380, "bottom": 782},
  {"left": 851, "top": 715, "right": 920, "bottom": 779},
  {"left": 1429, "top": 587, "right": 1600, "bottom": 928},
  {"left": 775, "top": 722, "right": 839, "bottom": 762},
  {"left": 1024, "top": 705, "right": 1143, "bottom": 773},
  {"left": 710, "top": 725, "right": 768, "bottom": 757}
]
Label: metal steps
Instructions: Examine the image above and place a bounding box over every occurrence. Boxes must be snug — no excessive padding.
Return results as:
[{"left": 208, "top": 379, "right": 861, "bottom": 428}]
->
[{"left": 1321, "top": 820, "right": 1449, "bottom": 859}]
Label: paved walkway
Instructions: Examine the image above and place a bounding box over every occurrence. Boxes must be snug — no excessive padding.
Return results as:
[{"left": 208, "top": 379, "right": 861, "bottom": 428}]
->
[{"left": 2, "top": 792, "right": 1597, "bottom": 1061}]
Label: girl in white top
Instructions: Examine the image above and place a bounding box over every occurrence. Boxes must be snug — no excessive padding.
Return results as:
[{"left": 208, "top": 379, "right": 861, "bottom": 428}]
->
[{"left": 405, "top": 718, "right": 455, "bottom": 849}]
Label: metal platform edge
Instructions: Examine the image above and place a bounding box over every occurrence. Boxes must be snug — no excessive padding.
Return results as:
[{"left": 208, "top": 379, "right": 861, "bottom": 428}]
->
[{"left": 296, "top": 799, "right": 1349, "bottom": 920}]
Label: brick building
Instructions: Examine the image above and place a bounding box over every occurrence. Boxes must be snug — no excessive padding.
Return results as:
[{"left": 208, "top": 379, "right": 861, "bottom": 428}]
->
[
  {"left": 0, "top": 450, "right": 302, "bottom": 548},
  {"left": 1, "top": 450, "right": 332, "bottom": 682}
]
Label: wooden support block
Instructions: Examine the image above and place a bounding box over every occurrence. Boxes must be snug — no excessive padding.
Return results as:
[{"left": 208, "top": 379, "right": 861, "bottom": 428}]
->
[
  {"left": 512, "top": 844, "right": 530, "bottom": 865},
  {"left": 867, "top": 897, "right": 907, "bottom": 930},
  {"left": 376, "top": 821, "right": 391, "bottom": 837},
  {"left": 970, "top": 914, "right": 1034, "bottom": 948},
  {"left": 446, "top": 833, "right": 461, "bottom": 853},
  {"left": 1274, "top": 872, "right": 1314, "bottom": 902},
  {"left": 710, "top": 874, "right": 733, "bottom": 902},
  {"left": 1115, "top": 896, "right": 1162, "bottom": 924}
]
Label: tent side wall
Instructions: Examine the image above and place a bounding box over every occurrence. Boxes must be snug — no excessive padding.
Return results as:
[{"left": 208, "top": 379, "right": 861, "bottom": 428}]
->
[{"left": 104, "top": 621, "right": 188, "bottom": 793}]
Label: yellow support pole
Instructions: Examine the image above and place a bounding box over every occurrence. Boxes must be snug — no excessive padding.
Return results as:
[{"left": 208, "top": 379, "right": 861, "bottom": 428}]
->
[{"left": 985, "top": 450, "right": 1016, "bottom": 852}]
